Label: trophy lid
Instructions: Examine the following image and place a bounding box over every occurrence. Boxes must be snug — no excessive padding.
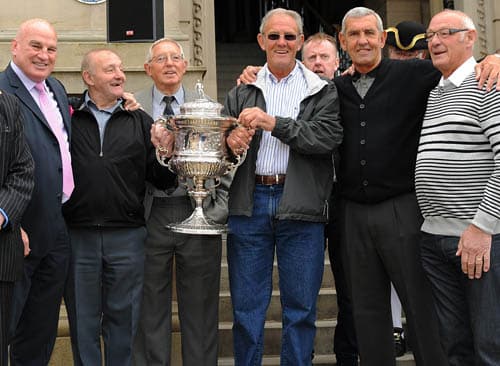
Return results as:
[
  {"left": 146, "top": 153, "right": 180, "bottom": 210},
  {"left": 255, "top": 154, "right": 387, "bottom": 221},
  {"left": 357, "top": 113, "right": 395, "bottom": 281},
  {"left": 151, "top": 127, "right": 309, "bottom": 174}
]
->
[{"left": 180, "top": 81, "right": 224, "bottom": 117}]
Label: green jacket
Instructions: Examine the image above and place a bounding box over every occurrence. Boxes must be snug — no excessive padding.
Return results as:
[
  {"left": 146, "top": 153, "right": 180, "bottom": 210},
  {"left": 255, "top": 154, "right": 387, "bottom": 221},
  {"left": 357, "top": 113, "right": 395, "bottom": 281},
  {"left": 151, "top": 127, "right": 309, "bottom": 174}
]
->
[{"left": 224, "top": 62, "right": 342, "bottom": 222}]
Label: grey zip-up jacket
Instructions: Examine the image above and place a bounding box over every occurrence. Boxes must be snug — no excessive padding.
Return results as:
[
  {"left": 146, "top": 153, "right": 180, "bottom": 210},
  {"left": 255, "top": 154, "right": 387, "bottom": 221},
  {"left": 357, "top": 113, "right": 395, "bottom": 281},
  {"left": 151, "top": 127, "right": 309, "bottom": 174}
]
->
[{"left": 224, "top": 62, "right": 342, "bottom": 222}]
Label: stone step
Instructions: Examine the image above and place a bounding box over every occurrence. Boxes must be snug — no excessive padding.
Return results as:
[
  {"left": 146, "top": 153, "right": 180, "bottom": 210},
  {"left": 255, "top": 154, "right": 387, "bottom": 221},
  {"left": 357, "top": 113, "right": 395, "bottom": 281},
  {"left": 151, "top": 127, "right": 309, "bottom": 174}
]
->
[
  {"left": 217, "top": 319, "right": 335, "bottom": 357},
  {"left": 218, "top": 354, "right": 416, "bottom": 365}
]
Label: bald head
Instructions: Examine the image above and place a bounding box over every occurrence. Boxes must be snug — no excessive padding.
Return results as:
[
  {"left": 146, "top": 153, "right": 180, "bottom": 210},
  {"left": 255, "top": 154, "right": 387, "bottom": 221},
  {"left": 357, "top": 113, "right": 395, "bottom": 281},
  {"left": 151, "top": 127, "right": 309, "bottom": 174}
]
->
[{"left": 11, "top": 18, "right": 58, "bottom": 83}]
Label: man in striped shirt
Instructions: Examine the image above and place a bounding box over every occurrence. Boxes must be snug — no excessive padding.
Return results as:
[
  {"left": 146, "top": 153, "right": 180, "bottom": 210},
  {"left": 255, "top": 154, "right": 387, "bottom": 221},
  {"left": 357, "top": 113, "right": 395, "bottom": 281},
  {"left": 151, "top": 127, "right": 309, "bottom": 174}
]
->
[
  {"left": 415, "top": 9, "right": 500, "bottom": 366},
  {"left": 223, "top": 8, "right": 342, "bottom": 365}
]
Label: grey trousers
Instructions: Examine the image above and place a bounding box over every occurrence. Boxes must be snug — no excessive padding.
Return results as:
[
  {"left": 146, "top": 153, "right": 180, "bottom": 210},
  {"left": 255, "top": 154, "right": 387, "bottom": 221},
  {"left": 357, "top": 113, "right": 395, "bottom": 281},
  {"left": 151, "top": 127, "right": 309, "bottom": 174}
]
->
[{"left": 133, "top": 196, "right": 222, "bottom": 366}]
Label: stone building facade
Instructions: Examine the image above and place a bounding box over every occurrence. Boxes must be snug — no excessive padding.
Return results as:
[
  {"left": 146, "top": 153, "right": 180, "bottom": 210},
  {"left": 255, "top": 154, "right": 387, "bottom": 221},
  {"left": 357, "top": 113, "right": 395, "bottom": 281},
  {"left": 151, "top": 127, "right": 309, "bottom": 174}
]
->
[{"left": 0, "top": 0, "right": 498, "bottom": 100}]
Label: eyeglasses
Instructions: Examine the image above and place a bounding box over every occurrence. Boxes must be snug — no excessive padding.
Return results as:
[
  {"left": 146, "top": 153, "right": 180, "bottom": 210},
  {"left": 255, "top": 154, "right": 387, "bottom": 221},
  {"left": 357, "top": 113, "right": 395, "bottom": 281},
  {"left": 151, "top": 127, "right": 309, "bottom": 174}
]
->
[
  {"left": 151, "top": 54, "right": 183, "bottom": 64},
  {"left": 266, "top": 33, "right": 299, "bottom": 41},
  {"left": 425, "top": 28, "right": 469, "bottom": 42}
]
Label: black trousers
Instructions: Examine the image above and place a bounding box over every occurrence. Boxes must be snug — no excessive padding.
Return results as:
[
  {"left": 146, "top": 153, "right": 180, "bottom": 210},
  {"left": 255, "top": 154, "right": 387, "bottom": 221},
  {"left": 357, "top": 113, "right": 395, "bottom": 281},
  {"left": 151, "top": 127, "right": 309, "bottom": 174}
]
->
[
  {"left": 0, "top": 282, "right": 13, "bottom": 366},
  {"left": 326, "top": 191, "right": 358, "bottom": 365},
  {"left": 9, "top": 224, "right": 70, "bottom": 366},
  {"left": 340, "top": 193, "right": 446, "bottom": 366}
]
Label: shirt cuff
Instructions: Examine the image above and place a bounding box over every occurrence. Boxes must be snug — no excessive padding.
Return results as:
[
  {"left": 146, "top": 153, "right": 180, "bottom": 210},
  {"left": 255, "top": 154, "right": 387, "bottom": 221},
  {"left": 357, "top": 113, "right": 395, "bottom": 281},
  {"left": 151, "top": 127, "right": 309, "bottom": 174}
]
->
[{"left": 0, "top": 208, "right": 9, "bottom": 229}]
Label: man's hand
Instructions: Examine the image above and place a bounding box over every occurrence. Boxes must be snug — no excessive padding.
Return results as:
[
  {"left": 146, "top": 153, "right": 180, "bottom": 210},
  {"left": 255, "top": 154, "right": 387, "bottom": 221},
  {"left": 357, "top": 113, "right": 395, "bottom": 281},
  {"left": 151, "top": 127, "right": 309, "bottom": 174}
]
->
[
  {"left": 20, "top": 227, "right": 30, "bottom": 257},
  {"left": 475, "top": 54, "right": 500, "bottom": 91},
  {"left": 151, "top": 120, "right": 175, "bottom": 158},
  {"left": 0, "top": 214, "right": 4, "bottom": 230},
  {"left": 227, "top": 126, "right": 255, "bottom": 155},
  {"left": 341, "top": 64, "right": 356, "bottom": 76},
  {"left": 456, "top": 224, "right": 491, "bottom": 279},
  {"left": 238, "top": 107, "right": 276, "bottom": 131},
  {"left": 237, "top": 66, "right": 262, "bottom": 85},
  {"left": 122, "top": 92, "right": 142, "bottom": 111}
]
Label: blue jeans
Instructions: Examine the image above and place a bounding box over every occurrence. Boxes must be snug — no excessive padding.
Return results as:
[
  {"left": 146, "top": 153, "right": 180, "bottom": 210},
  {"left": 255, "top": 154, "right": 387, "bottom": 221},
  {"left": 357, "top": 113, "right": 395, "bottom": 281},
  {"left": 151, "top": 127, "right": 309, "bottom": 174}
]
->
[
  {"left": 227, "top": 184, "right": 325, "bottom": 366},
  {"left": 420, "top": 232, "right": 500, "bottom": 366}
]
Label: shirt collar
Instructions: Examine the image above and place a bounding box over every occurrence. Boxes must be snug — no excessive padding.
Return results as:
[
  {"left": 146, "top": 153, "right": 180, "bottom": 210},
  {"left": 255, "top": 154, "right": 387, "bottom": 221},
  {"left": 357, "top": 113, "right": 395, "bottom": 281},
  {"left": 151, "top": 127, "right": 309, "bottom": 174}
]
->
[
  {"left": 264, "top": 61, "right": 301, "bottom": 84},
  {"left": 83, "top": 91, "right": 122, "bottom": 113},
  {"left": 352, "top": 63, "right": 381, "bottom": 82},
  {"left": 439, "top": 56, "right": 476, "bottom": 89},
  {"left": 153, "top": 85, "right": 184, "bottom": 107},
  {"left": 10, "top": 61, "right": 39, "bottom": 91}
]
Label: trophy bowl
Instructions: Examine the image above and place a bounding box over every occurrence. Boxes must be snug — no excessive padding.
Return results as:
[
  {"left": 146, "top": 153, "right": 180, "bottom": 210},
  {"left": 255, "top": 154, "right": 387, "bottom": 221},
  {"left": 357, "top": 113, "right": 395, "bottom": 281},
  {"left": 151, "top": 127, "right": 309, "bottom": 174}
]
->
[{"left": 155, "top": 82, "right": 244, "bottom": 235}]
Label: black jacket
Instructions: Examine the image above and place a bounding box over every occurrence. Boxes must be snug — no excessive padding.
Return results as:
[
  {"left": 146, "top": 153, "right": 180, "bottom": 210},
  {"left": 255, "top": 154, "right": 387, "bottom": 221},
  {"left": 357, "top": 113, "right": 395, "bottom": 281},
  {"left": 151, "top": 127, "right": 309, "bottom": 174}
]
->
[
  {"left": 63, "top": 96, "right": 174, "bottom": 227},
  {"left": 224, "top": 63, "right": 342, "bottom": 222}
]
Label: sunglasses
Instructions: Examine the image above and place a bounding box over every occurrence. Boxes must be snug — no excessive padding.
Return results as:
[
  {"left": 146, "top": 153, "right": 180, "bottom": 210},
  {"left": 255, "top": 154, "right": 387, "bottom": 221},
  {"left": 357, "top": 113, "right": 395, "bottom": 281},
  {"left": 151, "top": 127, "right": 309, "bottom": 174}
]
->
[{"left": 266, "top": 33, "right": 298, "bottom": 41}]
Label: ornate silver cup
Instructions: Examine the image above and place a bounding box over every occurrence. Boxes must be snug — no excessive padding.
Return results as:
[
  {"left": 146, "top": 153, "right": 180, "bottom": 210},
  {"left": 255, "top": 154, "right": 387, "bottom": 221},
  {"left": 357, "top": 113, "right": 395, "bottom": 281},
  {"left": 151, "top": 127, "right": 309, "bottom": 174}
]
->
[{"left": 155, "top": 82, "right": 244, "bottom": 235}]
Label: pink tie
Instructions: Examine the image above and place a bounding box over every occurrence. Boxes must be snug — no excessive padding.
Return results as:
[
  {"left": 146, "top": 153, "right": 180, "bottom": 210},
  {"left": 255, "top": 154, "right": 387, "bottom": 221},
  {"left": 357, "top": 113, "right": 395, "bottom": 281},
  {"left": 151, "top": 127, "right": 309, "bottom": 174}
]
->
[{"left": 35, "top": 82, "right": 74, "bottom": 201}]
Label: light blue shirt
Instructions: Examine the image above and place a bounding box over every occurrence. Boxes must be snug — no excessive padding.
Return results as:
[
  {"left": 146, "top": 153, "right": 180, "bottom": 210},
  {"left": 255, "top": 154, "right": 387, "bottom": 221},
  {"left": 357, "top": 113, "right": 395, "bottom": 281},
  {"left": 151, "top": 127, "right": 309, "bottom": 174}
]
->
[
  {"left": 84, "top": 92, "right": 122, "bottom": 152},
  {"left": 152, "top": 85, "right": 185, "bottom": 120},
  {"left": 255, "top": 62, "right": 308, "bottom": 175}
]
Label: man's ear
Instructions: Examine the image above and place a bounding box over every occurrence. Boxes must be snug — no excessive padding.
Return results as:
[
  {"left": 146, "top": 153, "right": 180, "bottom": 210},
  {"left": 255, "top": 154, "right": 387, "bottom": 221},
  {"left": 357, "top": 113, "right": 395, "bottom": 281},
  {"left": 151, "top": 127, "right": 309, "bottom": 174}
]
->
[
  {"left": 257, "top": 33, "right": 266, "bottom": 51},
  {"left": 143, "top": 62, "right": 151, "bottom": 76},
  {"left": 82, "top": 70, "right": 93, "bottom": 86},
  {"left": 338, "top": 33, "right": 347, "bottom": 51}
]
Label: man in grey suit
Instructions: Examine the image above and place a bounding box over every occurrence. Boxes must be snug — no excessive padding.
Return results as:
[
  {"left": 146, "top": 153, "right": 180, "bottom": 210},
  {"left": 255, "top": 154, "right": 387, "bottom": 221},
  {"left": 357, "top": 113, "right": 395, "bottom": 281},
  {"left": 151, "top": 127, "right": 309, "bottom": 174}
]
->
[
  {"left": 0, "top": 18, "right": 74, "bottom": 365},
  {"left": 133, "top": 38, "right": 227, "bottom": 366},
  {"left": 0, "top": 90, "right": 34, "bottom": 366}
]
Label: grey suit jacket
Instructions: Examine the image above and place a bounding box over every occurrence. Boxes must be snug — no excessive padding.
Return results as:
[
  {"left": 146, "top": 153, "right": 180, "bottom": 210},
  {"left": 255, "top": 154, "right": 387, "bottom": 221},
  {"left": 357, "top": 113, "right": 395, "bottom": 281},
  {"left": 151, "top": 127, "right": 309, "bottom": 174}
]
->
[
  {"left": 0, "top": 90, "right": 34, "bottom": 281},
  {"left": 135, "top": 85, "right": 231, "bottom": 224}
]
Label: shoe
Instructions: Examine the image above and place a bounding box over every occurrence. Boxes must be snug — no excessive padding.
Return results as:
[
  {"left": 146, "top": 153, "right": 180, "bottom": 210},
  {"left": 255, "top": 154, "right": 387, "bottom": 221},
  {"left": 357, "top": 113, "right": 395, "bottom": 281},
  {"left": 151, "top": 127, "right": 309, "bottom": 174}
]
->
[{"left": 393, "top": 327, "right": 406, "bottom": 358}]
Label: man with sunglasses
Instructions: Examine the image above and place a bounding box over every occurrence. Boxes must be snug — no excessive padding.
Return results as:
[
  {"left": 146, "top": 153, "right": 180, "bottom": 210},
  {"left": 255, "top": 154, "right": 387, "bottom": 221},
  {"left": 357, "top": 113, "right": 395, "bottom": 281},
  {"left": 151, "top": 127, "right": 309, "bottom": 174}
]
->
[
  {"left": 416, "top": 10, "right": 500, "bottom": 365},
  {"left": 223, "top": 8, "right": 342, "bottom": 365}
]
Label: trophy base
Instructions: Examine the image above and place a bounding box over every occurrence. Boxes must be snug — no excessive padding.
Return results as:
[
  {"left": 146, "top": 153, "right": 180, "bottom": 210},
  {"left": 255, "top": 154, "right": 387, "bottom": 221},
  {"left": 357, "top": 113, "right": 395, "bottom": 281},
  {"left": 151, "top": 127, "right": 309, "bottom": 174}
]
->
[{"left": 166, "top": 209, "right": 227, "bottom": 235}]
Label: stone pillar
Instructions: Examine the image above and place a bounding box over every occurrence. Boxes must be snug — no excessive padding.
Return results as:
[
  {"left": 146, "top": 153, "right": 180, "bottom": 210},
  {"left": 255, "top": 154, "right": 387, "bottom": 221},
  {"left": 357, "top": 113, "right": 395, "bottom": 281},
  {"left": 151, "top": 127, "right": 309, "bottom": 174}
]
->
[
  {"left": 454, "top": 0, "right": 498, "bottom": 59},
  {"left": 385, "top": 0, "right": 427, "bottom": 27}
]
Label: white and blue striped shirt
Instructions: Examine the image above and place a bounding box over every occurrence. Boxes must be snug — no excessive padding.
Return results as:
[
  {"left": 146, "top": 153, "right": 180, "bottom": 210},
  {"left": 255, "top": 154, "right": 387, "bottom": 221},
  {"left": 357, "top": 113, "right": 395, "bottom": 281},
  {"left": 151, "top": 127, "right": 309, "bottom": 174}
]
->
[{"left": 255, "top": 62, "right": 308, "bottom": 175}]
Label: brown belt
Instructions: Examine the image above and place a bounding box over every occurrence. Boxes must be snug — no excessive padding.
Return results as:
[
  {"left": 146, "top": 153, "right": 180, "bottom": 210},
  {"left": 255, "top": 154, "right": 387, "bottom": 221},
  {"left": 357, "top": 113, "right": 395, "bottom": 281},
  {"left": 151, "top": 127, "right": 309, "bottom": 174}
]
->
[{"left": 255, "top": 174, "right": 286, "bottom": 185}]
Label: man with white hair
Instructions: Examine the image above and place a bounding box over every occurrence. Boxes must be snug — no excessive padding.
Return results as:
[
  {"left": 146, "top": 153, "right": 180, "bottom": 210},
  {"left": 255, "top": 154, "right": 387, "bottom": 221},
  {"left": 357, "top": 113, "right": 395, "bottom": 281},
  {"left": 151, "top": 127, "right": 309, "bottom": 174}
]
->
[
  {"left": 224, "top": 8, "right": 342, "bottom": 365},
  {"left": 132, "top": 38, "right": 228, "bottom": 366},
  {"left": 416, "top": 9, "right": 500, "bottom": 365}
]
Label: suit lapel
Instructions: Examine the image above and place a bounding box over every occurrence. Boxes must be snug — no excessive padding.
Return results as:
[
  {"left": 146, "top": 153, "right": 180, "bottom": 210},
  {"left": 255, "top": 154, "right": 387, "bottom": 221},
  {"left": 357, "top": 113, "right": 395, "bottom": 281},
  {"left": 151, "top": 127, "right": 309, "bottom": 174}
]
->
[{"left": 5, "top": 66, "right": 49, "bottom": 130}]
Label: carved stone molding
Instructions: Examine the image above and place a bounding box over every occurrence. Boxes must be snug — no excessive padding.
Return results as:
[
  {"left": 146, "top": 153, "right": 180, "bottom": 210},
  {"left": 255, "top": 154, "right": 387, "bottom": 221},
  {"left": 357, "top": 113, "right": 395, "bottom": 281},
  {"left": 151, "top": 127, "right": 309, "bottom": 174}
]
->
[
  {"left": 476, "top": 0, "right": 488, "bottom": 57},
  {"left": 193, "top": 0, "right": 203, "bottom": 66}
]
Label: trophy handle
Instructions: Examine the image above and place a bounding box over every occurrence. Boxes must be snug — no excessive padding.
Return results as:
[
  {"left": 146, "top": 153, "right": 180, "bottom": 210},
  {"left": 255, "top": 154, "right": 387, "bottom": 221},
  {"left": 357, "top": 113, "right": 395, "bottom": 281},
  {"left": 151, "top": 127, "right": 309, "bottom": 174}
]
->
[
  {"left": 212, "top": 177, "right": 221, "bottom": 188},
  {"left": 225, "top": 149, "right": 247, "bottom": 175},
  {"left": 154, "top": 116, "right": 176, "bottom": 169}
]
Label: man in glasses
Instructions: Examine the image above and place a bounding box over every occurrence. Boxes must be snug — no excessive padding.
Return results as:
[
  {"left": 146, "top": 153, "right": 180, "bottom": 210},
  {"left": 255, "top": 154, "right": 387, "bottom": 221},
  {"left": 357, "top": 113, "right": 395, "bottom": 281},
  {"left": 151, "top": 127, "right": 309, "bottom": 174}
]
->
[
  {"left": 224, "top": 8, "right": 342, "bottom": 365},
  {"left": 416, "top": 10, "right": 500, "bottom": 365},
  {"left": 333, "top": 7, "right": 500, "bottom": 366},
  {"left": 132, "top": 38, "right": 228, "bottom": 366}
]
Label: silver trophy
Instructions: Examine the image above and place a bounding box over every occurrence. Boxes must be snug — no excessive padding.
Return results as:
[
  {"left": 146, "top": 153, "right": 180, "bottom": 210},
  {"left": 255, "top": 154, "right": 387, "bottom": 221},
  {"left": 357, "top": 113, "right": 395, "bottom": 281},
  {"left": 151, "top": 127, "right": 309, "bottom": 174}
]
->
[{"left": 155, "top": 81, "right": 244, "bottom": 235}]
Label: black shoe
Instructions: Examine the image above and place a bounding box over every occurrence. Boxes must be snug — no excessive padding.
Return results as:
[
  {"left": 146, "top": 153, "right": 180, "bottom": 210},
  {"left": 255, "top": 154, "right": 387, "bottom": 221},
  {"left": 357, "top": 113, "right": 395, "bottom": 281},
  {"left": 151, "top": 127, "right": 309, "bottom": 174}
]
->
[{"left": 393, "top": 327, "right": 406, "bottom": 358}]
